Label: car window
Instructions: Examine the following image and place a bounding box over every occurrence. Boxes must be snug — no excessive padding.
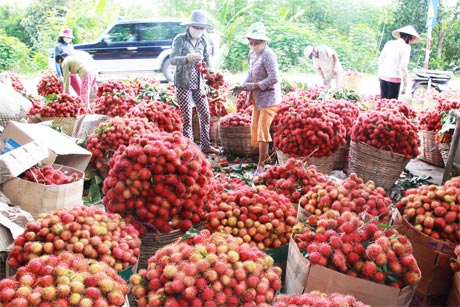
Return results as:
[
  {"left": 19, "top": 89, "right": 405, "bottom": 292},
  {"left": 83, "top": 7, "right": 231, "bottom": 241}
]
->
[
  {"left": 107, "top": 24, "right": 138, "bottom": 43},
  {"left": 138, "top": 23, "right": 184, "bottom": 41}
]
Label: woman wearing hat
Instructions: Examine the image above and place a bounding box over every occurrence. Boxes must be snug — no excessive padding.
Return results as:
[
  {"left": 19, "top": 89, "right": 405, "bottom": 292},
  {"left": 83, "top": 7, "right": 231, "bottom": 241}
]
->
[
  {"left": 54, "top": 28, "right": 81, "bottom": 95},
  {"left": 170, "top": 9, "right": 219, "bottom": 155},
  {"left": 378, "top": 25, "right": 421, "bottom": 99},
  {"left": 239, "top": 22, "right": 282, "bottom": 176}
]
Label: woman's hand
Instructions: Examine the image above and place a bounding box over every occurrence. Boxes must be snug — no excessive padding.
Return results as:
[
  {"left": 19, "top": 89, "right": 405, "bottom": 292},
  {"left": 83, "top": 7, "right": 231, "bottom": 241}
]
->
[
  {"left": 186, "top": 53, "right": 203, "bottom": 63},
  {"left": 243, "top": 82, "right": 257, "bottom": 91}
]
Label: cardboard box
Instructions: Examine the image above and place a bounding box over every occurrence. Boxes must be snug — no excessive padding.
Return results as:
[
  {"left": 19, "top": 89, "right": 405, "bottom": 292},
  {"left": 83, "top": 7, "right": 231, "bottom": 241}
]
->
[
  {"left": 447, "top": 272, "right": 459, "bottom": 307},
  {"left": 285, "top": 238, "right": 417, "bottom": 306},
  {"left": 0, "top": 141, "right": 49, "bottom": 184},
  {"left": 0, "top": 203, "right": 30, "bottom": 279},
  {"left": 392, "top": 210, "right": 455, "bottom": 306},
  {"left": 1, "top": 164, "right": 84, "bottom": 219},
  {"left": 1, "top": 121, "right": 91, "bottom": 172}
]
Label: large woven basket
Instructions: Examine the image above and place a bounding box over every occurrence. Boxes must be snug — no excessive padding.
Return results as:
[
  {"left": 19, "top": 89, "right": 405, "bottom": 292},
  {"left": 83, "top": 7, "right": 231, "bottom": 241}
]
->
[
  {"left": 138, "top": 228, "right": 184, "bottom": 271},
  {"left": 39, "top": 116, "right": 77, "bottom": 136},
  {"left": 220, "top": 125, "right": 258, "bottom": 157},
  {"left": 276, "top": 149, "right": 336, "bottom": 175},
  {"left": 438, "top": 143, "right": 460, "bottom": 177},
  {"left": 192, "top": 116, "right": 220, "bottom": 144},
  {"left": 137, "top": 222, "right": 204, "bottom": 271},
  {"left": 333, "top": 145, "right": 350, "bottom": 172},
  {"left": 349, "top": 141, "right": 409, "bottom": 190},
  {"left": 418, "top": 130, "right": 444, "bottom": 167}
]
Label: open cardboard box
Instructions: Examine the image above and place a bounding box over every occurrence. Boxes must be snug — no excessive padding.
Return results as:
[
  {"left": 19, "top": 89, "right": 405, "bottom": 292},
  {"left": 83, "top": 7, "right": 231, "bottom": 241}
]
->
[
  {"left": 0, "top": 141, "right": 49, "bottom": 184},
  {"left": 1, "top": 164, "right": 84, "bottom": 219},
  {"left": 392, "top": 210, "right": 456, "bottom": 306},
  {"left": 1, "top": 121, "right": 91, "bottom": 172},
  {"left": 0, "top": 201, "right": 31, "bottom": 279},
  {"left": 285, "top": 238, "right": 417, "bottom": 306}
]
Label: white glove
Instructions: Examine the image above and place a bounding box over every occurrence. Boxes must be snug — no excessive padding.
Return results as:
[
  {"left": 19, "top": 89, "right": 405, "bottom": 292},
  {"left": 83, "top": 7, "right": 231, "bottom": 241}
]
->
[
  {"left": 186, "top": 53, "right": 203, "bottom": 63},
  {"left": 58, "top": 76, "right": 64, "bottom": 84}
]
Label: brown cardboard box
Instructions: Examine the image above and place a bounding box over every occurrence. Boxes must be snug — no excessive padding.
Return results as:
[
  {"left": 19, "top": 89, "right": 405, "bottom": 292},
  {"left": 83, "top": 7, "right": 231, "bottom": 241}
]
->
[
  {"left": 447, "top": 272, "right": 459, "bottom": 307},
  {"left": 0, "top": 141, "right": 49, "bottom": 184},
  {"left": 285, "top": 238, "right": 417, "bottom": 306},
  {"left": 0, "top": 202, "right": 31, "bottom": 279},
  {"left": 392, "top": 210, "right": 456, "bottom": 306},
  {"left": 1, "top": 121, "right": 91, "bottom": 172},
  {"left": 1, "top": 164, "right": 84, "bottom": 219}
]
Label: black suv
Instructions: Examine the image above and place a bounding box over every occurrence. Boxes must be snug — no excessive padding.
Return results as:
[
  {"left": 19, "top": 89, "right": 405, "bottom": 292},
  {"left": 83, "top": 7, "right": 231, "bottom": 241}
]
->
[{"left": 71, "top": 18, "right": 217, "bottom": 82}]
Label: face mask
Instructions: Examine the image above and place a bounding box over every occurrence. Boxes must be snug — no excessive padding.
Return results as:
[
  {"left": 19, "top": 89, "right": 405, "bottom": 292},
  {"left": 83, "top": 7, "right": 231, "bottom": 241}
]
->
[
  {"left": 189, "top": 27, "right": 205, "bottom": 39},
  {"left": 63, "top": 37, "right": 72, "bottom": 44},
  {"left": 250, "top": 42, "right": 266, "bottom": 54}
]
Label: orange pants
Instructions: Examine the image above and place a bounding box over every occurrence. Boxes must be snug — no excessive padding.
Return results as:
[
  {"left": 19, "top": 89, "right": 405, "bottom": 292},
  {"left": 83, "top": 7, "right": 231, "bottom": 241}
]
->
[{"left": 251, "top": 105, "right": 279, "bottom": 147}]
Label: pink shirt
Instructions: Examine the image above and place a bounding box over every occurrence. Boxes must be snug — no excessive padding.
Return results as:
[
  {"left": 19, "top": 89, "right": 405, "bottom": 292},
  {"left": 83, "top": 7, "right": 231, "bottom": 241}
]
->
[{"left": 244, "top": 45, "right": 282, "bottom": 110}]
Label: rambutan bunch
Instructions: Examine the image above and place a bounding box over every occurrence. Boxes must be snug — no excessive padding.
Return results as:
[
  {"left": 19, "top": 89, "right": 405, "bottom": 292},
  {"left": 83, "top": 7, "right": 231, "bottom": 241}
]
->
[
  {"left": 129, "top": 230, "right": 282, "bottom": 307},
  {"left": 299, "top": 173, "right": 393, "bottom": 223},
  {"left": 205, "top": 185, "right": 297, "bottom": 250},
  {"left": 1, "top": 252, "right": 129, "bottom": 307},
  {"left": 268, "top": 290, "right": 370, "bottom": 307},
  {"left": 293, "top": 211, "right": 421, "bottom": 288},
  {"left": 396, "top": 176, "right": 460, "bottom": 243},
  {"left": 252, "top": 157, "right": 335, "bottom": 204}
]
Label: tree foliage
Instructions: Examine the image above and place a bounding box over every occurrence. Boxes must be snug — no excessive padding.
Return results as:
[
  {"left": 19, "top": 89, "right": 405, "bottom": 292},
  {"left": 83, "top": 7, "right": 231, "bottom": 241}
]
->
[{"left": 1, "top": 0, "right": 459, "bottom": 73}]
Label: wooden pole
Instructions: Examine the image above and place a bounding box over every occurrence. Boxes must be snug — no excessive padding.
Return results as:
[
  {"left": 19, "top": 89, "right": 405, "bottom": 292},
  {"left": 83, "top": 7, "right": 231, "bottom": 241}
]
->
[{"left": 442, "top": 109, "right": 460, "bottom": 183}]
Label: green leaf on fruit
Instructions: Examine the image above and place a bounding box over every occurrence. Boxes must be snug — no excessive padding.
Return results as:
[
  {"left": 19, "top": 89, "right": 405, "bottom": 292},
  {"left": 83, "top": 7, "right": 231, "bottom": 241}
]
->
[{"left": 180, "top": 228, "right": 200, "bottom": 241}]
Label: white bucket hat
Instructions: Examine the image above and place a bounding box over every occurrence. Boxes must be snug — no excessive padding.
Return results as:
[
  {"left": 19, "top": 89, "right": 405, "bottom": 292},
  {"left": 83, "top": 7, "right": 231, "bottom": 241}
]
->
[
  {"left": 392, "top": 25, "right": 421, "bottom": 43},
  {"left": 181, "top": 10, "right": 213, "bottom": 30},
  {"left": 243, "top": 22, "right": 271, "bottom": 42}
]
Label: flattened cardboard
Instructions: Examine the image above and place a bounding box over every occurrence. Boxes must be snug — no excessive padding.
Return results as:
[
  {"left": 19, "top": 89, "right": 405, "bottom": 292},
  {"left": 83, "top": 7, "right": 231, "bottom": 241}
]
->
[
  {"left": 0, "top": 212, "right": 25, "bottom": 251},
  {"left": 1, "top": 164, "right": 84, "bottom": 219},
  {"left": 1, "top": 121, "right": 91, "bottom": 172},
  {"left": 285, "top": 238, "right": 417, "bottom": 306},
  {"left": 0, "top": 141, "right": 49, "bottom": 184}
]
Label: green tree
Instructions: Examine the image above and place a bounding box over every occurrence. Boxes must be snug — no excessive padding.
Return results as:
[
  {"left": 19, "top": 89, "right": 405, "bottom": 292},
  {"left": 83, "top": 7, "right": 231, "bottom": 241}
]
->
[{"left": 0, "top": 29, "right": 31, "bottom": 72}]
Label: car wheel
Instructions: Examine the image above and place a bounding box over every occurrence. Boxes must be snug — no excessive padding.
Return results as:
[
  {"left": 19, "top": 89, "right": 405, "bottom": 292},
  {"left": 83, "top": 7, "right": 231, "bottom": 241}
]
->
[{"left": 162, "top": 57, "right": 175, "bottom": 82}]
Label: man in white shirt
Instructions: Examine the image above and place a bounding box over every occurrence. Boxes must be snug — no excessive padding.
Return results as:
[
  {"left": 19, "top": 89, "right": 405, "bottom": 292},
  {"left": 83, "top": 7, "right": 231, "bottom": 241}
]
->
[
  {"left": 378, "top": 25, "right": 421, "bottom": 99},
  {"left": 304, "top": 45, "right": 343, "bottom": 90}
]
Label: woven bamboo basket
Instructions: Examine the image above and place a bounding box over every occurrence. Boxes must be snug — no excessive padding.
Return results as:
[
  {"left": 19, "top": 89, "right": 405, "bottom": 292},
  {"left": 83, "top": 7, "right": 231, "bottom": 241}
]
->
[
  {"left": 418, "top": 130, "right": 444, "bottom": 167},
  {"left": 137, "top": 229, "right": 183, "bottom": 271},
  {"left": 137, "top": 222, "right": 204, "bottom": 272},
  {"left": 220, "top": 125, "right": 258, "bottom": 157},
  {"left": 192, "top": 116, "right": 220, "bottom": 144},
  {"left": 333, "top": 145, "right": 350, "bottom": 172},
  {"left": 276, "top": 149, "right": 336, "bottom": 175},
  {"left": 349, "top": 141, "right": 409, "bottom": 190},
  {"left": 438, "top": 143, "right": 460, "bottom": 177},
  {"left": 438, "top": 143, "right": 451, "bottom": 166},
  {"left": 40, "top": 116, "right": 77, "bottom": 136}
]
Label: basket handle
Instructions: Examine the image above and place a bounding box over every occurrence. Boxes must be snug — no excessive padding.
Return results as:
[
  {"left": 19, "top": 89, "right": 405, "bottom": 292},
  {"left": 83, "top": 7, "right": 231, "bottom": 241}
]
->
[{"left": 379, "top": 144, "right": 395, "bottom": 158}]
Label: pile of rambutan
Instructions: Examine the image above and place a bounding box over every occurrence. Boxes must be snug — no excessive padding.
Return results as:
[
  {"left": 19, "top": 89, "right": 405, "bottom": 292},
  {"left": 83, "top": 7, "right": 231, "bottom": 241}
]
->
[
  {"left": 129, "top": 230, "right": 282, "bottom": 307},
  {"left": 265, "top": 290, "right": 369, "bottom": 307},
  {"left": 293, "top": 210, "right": 421, "bottom": 288}
]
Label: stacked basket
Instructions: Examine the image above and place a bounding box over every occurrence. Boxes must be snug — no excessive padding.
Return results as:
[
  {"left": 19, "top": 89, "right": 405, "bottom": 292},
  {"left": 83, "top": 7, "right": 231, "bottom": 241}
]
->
[
  {"left": 349, "top": 141, "right": 410, "bottom": 191},
  {"left": 418, "top": 130, "right": 444, "bottom": 167},
  {"left": 220, "top": 125, "right": 258, "bottom": 157}
]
